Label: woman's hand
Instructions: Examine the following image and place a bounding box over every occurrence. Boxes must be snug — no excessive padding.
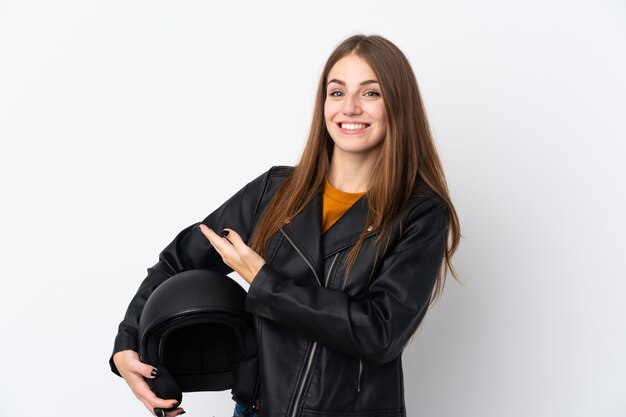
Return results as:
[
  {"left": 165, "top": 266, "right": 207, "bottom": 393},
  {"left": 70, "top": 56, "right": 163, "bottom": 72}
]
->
[
  {"left": 198, "top": 224, "right": 266, "bottom": 284},
  {"left": 113, "top": 350, "right": 184, "bottom": 416}
]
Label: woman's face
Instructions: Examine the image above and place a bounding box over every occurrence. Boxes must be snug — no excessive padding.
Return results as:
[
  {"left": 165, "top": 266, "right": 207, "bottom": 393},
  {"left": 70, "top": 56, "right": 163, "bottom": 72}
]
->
[{"left": 324, "top": 54, "right": 387, "bottom": 159}]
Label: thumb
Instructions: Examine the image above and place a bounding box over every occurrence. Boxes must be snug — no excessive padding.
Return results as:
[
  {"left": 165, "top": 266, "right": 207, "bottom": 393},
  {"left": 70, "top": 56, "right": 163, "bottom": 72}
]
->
[{"left": 135, "top": 361, "right": 160, "bottom": 379}]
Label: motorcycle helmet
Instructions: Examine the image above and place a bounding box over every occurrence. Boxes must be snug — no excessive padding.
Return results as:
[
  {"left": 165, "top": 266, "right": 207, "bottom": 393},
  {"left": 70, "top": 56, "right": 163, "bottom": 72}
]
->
[{"left": 137, "top": 269, "right": 260, "bottom": 414}]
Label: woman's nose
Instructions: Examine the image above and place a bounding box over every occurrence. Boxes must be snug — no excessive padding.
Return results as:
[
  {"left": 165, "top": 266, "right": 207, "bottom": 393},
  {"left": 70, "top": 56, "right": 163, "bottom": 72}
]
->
[{"left": 342, "top": 94, "right": 362, "bottom": 116}]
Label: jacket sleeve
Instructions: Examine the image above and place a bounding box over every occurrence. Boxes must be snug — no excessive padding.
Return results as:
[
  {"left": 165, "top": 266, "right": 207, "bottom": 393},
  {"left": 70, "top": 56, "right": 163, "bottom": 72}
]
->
[
  {"left": 245, "top": 197, "right": 448, "bottom": 365},
  {"left": 109, "top": 166, "right": 277, "bottom": 376}
]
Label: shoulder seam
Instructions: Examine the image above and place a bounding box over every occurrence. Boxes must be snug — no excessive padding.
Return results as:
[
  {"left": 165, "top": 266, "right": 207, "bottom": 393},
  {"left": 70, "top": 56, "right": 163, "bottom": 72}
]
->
[
  {"left": 407, "top": 194, "right": 448, "bottom": 223},
  {"left": 269, "top": 165, "right": 294, "bottom": 177}
]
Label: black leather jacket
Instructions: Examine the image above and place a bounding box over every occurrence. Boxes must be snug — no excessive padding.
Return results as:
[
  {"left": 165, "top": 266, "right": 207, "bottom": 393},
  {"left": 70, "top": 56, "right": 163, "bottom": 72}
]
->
[{"left": 110, "top": 165, "right": 448, "bottom": 417}]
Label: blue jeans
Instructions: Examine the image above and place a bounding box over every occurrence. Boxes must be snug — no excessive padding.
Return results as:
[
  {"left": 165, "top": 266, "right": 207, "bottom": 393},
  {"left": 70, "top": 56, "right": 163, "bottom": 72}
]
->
[{"left": 233, "top": 401, "right": 257, "bottom": 417}]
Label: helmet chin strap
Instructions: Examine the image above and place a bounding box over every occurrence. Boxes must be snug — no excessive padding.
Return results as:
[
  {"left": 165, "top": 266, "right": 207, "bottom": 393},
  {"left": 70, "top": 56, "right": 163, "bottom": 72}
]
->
[{"left": 231, "top": 355, "right": 261, "bottom": 410}]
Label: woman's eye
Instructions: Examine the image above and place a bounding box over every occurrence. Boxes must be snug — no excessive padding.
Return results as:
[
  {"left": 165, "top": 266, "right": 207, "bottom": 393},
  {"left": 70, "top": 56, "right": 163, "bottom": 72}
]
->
[
  {"left": 329, "top": 91, "right": 344, "bottom": 97},
  {"left": 364, "top": 91, "right": 381, "bottom": 97}
]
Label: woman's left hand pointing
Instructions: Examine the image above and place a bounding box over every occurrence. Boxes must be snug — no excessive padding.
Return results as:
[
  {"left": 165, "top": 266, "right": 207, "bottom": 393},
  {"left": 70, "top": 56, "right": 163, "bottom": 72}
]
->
[{"left": 198, "top": 223, "right": 266, "bottom": 284}]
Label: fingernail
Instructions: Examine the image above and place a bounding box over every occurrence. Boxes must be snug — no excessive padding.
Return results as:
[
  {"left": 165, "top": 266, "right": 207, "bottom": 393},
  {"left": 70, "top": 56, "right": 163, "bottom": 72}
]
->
[
  {"left": 221, "top": 229, "right": 229, "bottom": 236},
  {"left": 151, "top": 369, "right": 160, "bottom": 377},
  {"left": 177, "top": 411, "right": 186, "bottom": 416},
  {"left": 173, "top": 402, "right": 180, "bottom": 408},
  {"left": 153, "top": 408, "right": 165, "bottom": 417}
]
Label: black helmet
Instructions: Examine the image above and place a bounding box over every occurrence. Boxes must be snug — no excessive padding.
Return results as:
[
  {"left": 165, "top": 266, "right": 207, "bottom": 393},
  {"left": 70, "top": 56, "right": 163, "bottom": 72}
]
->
[{"left": 138, "top": 269, "right": 260, "bottom": 414}]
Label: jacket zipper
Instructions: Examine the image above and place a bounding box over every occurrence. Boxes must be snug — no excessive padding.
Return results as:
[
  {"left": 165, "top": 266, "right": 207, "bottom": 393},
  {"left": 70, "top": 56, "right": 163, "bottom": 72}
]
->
[
  {"left": 356, "top": 358, "right": 363, "bottom": 393},
  {"left": 280, "top": 227, "right": 338, "bottom": 417},
  {"left": 332, "top": 251, "right": 363, "bottom": 395}
]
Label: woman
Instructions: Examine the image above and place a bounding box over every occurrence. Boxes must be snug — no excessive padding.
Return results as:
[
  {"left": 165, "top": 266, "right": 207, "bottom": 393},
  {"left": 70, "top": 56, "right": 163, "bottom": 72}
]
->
[{"left": 111, "top": 34, "right": 461, "bottom": 417}]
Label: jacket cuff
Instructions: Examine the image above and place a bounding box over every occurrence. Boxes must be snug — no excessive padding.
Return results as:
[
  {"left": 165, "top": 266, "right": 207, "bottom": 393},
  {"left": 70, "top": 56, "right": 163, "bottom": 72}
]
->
[
  {"left": 109, "top": 336, "right": 139, "bottom": 377},
  {"left": 245, "top": 263, "right": 277, "bottom": 314},
  {"left": 109, "top": 354, "right": 122, "bottom": 377}
]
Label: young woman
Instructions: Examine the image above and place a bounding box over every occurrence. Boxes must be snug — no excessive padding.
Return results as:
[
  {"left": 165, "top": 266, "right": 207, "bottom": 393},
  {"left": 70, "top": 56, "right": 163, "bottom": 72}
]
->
[{"left": 111, "top": 34, "right": 460, "bottom": 417}]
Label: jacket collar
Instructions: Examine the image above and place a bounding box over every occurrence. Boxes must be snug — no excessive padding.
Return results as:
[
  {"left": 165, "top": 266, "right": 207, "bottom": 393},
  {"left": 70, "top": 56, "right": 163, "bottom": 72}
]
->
[{"left": 280, "top": 186, "right": 373, "bottom": 281}]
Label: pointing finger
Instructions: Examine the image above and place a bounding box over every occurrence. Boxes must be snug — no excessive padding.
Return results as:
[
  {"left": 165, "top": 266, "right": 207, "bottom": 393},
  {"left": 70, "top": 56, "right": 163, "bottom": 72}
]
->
[
  {"left": 199, "top": 224, "right": 225, "bottom": 247},
  {"left": 198, "top": 223, "right": 213, "bottom": 240}
]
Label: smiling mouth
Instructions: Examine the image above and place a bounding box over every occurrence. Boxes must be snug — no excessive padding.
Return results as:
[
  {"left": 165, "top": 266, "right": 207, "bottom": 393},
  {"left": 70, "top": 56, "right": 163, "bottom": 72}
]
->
[{"left": 337, "top": 122, "right": 371, "bottom": 130}]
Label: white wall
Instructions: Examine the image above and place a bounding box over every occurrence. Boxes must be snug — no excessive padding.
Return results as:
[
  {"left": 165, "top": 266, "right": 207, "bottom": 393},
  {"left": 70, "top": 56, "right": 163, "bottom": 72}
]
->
[{"left": 1, "top": 1, "right": 624, "bottom": 416}]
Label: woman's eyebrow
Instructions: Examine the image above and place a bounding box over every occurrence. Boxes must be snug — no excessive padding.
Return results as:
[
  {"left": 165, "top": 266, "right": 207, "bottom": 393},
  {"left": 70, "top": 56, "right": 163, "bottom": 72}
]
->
[{"left": 326, "top": 79, "right": 380, "bottom": 87}]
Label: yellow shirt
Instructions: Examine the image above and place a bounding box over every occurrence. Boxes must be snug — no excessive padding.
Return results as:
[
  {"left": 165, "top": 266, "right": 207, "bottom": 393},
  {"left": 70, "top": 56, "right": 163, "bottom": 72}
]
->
[{"left": 322, "top": 178, "right": 367, "bottom": 234}]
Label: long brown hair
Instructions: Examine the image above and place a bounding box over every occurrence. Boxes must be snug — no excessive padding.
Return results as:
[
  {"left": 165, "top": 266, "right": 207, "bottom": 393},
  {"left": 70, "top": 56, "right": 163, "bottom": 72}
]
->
[{"left": 248, "top": 34, "right": 461, "bottom": 305}]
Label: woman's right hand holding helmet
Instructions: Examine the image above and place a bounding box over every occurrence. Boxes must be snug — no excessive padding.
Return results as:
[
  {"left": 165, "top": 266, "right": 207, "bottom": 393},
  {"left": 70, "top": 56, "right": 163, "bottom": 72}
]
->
[{"left": 113, "top": 350, "right": 185, "bottom": 416}]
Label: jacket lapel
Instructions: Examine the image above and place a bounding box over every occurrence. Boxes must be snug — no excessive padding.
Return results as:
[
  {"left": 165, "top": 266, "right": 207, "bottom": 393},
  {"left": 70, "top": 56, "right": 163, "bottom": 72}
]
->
[
  {"left": 281, "top": 186, "right": 373, "bottom": 283},
  {"left": 322, "top": 191, "right": 371, "bottom": 258}
]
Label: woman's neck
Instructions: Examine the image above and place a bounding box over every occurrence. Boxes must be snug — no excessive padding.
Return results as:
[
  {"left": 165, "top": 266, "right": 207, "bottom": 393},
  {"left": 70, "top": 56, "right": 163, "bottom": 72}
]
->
[{"left": 326, "top": 150, "right": 378, "bottom": 193}]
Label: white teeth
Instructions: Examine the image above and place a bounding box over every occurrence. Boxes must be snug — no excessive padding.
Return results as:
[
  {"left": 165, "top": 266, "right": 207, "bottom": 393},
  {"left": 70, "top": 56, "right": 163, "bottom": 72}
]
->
[{"left": 341, "top": 123, "right": 368, "bottom": 130}]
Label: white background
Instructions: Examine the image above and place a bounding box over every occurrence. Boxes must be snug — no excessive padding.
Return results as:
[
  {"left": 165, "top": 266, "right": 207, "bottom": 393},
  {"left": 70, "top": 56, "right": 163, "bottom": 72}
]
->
[{"left": 1, "top": 1, "right": 625, "bottom": 416}]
